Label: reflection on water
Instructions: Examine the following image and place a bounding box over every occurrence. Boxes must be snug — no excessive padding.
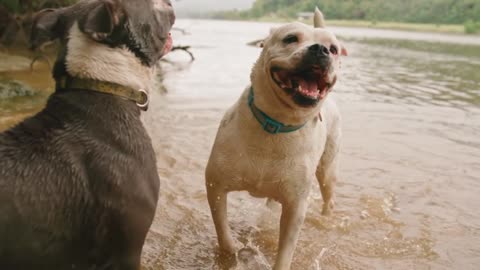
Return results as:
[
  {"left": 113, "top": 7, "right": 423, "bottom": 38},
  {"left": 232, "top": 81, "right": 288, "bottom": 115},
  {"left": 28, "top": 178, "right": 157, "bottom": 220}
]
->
[
  {"left": 342, "top": 38, "right": 480, "bottom": 108},
  {"left": 1, "top": 19, "right": 480, "bottom": 270}
]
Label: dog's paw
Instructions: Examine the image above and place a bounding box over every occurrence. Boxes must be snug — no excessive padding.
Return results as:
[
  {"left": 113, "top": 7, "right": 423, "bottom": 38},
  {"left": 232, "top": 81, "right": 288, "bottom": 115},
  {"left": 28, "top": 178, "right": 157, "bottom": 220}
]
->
[
  {"left": 321, "top": 200, "right": 335, "bottom": 216},
  {"left": 218, "top": 239, "right": 239, "bottom": 256}
]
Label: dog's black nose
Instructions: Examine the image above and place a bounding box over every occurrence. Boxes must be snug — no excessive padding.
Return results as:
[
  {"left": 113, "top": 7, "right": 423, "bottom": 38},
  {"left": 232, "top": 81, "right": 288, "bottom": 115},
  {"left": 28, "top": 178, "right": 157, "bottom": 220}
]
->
[{"left": 309, "top": 44, "right": 329, "bottom": 56}]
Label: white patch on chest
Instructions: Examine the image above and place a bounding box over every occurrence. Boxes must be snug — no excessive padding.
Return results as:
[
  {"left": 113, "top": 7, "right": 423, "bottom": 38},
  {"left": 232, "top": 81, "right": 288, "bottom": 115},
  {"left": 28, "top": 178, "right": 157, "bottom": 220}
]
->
[{"left": 66, "top": 23, "right": 155, "bottom": 92}]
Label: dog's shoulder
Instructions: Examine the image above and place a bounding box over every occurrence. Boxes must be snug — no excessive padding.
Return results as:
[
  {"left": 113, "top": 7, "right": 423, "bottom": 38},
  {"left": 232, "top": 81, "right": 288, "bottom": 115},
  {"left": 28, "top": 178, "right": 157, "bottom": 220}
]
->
[
  {"left": 218, "top": 88, "right": 250, "bottom": 129},
  {"left": 321, "top": 97, "right": 341, "bottom": 134},
  {"left": 318, "top": 97, "right": 341, "bottom": 164}
]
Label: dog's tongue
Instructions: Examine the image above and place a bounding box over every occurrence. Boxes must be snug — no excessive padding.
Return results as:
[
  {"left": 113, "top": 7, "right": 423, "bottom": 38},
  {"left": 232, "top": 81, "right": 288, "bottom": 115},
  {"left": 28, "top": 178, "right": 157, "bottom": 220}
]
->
[
  {"left": 162, "top": 33, "right": 173, "bottom": 55},
  {"left": 294, "top": 75, "right": 319, "bottom": 97},
  {"left": 299, "top": 78, "right": 318, "bottom": 93}
]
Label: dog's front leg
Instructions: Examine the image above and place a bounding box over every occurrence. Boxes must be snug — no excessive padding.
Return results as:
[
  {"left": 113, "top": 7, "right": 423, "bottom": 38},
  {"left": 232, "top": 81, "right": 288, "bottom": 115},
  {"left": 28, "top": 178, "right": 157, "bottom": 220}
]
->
[
  {"left": 274, "top": 198, "right": 308, "bottom": 270},
  {"left": 207, "top": 184, "right": 236, "bottom": 254}
]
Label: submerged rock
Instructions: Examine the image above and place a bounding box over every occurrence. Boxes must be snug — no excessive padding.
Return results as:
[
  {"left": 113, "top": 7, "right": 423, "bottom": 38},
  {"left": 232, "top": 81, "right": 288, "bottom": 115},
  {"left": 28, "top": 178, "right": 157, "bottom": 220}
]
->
[{"left": 0, "top": 79, "right": 35, "bottom": 99}]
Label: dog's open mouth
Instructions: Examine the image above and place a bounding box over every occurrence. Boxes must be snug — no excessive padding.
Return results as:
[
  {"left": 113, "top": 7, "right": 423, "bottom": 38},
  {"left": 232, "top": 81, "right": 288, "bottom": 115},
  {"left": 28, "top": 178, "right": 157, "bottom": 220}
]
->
[{"left": 271, "top": 66, "right": 331, "bottom": 102}]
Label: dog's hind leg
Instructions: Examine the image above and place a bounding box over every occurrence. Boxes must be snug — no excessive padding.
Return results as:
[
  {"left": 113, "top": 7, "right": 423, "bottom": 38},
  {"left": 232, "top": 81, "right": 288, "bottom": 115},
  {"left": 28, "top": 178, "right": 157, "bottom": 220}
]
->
[
  {"left": 274, "top": 199, "right": 308, "bottom": 270},
  {"left": 206, "top": 183, "right": 236, "bottom": 254}
]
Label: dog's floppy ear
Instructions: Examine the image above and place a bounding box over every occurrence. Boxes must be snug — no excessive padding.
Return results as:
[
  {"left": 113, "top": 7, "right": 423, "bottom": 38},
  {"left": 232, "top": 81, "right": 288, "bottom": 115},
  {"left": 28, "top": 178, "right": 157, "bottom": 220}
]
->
[
  {"left": 249, "top": 27, "right": 276, "bottom": 48},
  {"left": 30, "top": 9, "right": 62, "bottom": 50},
  {"left": 340, "top": 45, "right": 348, "bottom": 56},
  {"left": 314, "top": 7, "right": 326, "bottom": 28},
  {"left": 247, "top": 38, "right": 264, "bottom": 48},
  {"left": 78, "top": 0, "right": 123, "bottom": 41},
  {"left": 259, "top": 27, "right": 277, "bottom": 47}
]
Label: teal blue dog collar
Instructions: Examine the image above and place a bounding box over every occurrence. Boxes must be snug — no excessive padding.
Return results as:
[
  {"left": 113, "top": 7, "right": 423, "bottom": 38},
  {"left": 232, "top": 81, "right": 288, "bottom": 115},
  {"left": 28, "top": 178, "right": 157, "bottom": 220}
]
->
[{"left": 248, "top": 87, "right": 306, "bottom": 134}]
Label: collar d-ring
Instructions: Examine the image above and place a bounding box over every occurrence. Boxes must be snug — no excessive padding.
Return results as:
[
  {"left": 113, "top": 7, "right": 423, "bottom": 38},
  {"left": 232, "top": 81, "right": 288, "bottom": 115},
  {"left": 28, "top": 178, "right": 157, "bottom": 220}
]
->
[{"left": 137, "top": 89, "right": 149, "bottom": 111}]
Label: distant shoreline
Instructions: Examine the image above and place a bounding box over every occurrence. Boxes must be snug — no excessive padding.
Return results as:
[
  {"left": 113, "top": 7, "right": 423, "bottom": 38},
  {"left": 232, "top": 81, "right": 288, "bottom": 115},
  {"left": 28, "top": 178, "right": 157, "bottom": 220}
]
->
[
  {"left": 314, "top": 20, "right": 466, "bottom": 35},
  {"left": 205, "top": 16, "right": 476, "bottom": 35}
]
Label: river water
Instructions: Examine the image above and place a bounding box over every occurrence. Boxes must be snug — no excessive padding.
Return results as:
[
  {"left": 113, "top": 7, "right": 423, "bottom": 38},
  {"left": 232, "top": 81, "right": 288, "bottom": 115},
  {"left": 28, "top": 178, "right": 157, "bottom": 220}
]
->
[{"left": 1, "top": 19, "right": 480, "bottom": 270}]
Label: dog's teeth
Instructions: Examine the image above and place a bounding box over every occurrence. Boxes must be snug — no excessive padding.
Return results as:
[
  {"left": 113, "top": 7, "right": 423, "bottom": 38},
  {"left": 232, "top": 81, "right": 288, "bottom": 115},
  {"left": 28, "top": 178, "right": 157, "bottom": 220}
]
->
[{"left": 273, "top": 73, "right": 283, "bottom": 84}]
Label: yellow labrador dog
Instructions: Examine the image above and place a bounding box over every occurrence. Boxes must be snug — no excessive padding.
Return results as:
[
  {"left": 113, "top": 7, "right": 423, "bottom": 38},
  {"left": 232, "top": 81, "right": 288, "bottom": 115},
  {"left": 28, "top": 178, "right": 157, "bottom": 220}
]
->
[{"left": 205, "top": 8, "right": 347, "bottom": 270}]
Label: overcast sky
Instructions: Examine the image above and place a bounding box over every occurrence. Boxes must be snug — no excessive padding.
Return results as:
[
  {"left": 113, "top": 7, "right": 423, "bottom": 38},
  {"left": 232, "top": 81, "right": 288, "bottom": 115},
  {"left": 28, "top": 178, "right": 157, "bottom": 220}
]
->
[{"left": 173, "top": 0, "right": 256, "bottom": 16}]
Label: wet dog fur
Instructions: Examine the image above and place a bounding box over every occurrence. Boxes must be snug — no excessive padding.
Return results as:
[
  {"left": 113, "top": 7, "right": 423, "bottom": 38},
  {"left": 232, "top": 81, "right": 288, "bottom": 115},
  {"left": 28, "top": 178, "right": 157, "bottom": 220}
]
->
[
  {"left": 206, "top": 8, "right": 347, "bottom": 270},
  {"left": 0, "top": 0, "right": 174, "bottom": 269}
]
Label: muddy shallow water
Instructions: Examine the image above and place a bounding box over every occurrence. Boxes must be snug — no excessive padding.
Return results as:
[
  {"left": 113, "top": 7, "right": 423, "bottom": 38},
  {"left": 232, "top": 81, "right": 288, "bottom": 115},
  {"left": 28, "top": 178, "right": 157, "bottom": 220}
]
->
[{"left": 1, "top": 19, "right": 480, "bottom": 270}]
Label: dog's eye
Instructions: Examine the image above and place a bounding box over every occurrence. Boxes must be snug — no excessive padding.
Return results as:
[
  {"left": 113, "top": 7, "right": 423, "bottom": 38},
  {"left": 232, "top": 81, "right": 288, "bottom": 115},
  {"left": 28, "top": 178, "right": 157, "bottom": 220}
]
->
[
  {"left": 330, "top": 45, "right": 338, "bottom": 55},
  {"left": 283, "top": 35, "right": 298, "bottom": 44}
]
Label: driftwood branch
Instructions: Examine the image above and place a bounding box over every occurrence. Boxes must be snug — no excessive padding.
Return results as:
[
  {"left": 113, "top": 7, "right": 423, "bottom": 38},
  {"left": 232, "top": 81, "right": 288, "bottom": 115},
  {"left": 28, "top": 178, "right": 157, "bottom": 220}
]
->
[
  {"left": 30, "top": 54, "right": 51, "bottom": 71},
  {"left": 172, "top": 27, "right": 190, "bottom": 35},
  {"left": 30, "top": 41, "right": 57, "bottom": 71},
  {"left": 171, "top": 45, "right": 195, "bottom": 61}
]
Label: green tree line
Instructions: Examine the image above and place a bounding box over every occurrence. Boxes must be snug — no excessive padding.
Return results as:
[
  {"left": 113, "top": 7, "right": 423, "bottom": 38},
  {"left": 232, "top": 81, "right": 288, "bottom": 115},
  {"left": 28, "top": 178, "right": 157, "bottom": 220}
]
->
[
  {"left": 252, "top": 0, "right": 479, "bottom": 24},
  {"left": 215, "top": 0, "right": 480, "bottom": 31}
]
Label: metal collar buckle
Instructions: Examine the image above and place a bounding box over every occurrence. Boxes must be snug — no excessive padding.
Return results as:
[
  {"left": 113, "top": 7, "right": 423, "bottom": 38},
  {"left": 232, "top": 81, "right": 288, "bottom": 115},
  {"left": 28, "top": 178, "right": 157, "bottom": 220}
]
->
[
  {"left": 263, "top": 118, "right": 282, "bottom": 134},
  {"left": 248, "top": 87, "right": 306, "bottom": 134},
  {"left": 137, "top": 89, "right": 149, "bottom": 111}
]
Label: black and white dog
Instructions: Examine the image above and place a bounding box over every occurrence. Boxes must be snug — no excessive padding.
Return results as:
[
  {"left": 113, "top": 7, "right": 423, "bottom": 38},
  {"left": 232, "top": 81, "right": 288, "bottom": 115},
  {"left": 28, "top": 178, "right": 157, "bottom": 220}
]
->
[{"left": 0, "top": 0, "right": 174, "bottom": 269}]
